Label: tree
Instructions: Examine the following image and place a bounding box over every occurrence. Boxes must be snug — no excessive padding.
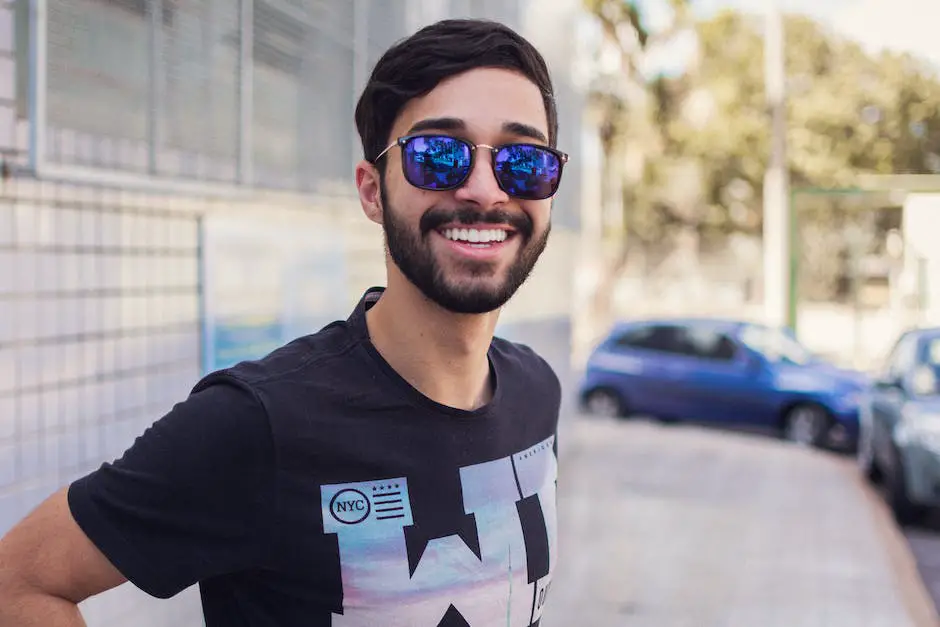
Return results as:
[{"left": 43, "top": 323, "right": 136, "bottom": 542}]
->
[
  {"left": 583, "top": 3, "right": 940, "bottom": 310},
  {"left": 656, "top": 10, "right": 940, "bottom": 238},
  {"left": 581, "top": 0, "right": 694, "bottom": 321},
  {"left": 583, "top": 0, "right": 694, "bottom": 220},
  {"left": 659, "top": 10, "right": 940, "bottom": 300}
]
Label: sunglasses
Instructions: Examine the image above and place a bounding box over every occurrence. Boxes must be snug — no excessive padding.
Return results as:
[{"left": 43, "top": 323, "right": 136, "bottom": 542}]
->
[{"left": 374, "top": 134, "right": 568, "bottom": 201}]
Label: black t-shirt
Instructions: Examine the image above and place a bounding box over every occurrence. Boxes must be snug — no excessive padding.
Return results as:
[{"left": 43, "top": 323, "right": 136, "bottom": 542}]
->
[{"left": 68, "top": 287, "right": 562, "bottom": 626}]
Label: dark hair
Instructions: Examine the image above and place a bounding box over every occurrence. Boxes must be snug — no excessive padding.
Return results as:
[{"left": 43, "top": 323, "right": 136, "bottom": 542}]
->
[{"left": 355, "top": 18, "right": 558, "bottom": 164}]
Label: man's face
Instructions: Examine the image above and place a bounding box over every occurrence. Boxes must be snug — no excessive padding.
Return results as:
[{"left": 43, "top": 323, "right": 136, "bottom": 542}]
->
[{"left": 366, "top": 68, "right": 555, "bottom": 315}]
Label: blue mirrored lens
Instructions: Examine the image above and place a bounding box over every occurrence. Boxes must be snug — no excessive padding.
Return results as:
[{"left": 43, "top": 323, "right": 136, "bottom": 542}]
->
[
  {"left": 402, "top": 136, "right": 472, "bottom": 189},
  {"left": 494, "top": 144, "right": 561, "bottom": 199}
]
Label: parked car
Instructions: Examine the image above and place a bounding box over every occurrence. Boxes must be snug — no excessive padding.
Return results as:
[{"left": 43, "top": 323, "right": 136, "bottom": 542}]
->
[
  {"left": 578, "top": 318, "right": 867, "bottom": 449},
  {"left": 857, "top": 327, "right": 940, "bottom": 524}
]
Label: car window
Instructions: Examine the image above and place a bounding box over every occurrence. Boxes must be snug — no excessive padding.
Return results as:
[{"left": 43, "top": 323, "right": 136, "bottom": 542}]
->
[
  {"left": 613, "top": 325, "right": 684, "bottom": 355},
  {"left": 680, "top": 326, "right": 738, "bottom": 361},
  {"left": 885, "top": 333, "right": 918, "bottom": 379},
  {"left": 923, "top": 337, "right": 940, "bottom": 366},
  {"left": 738, "top": 324, "right": 813, "bottom": 366},
  {"left": 614, "top": 324, "right": 737, "bottom": 361}
]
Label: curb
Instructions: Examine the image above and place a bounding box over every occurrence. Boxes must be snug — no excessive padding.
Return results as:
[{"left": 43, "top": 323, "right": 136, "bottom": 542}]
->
[{"left": 863, "top": 480, "right": 940, "bottom": 627}]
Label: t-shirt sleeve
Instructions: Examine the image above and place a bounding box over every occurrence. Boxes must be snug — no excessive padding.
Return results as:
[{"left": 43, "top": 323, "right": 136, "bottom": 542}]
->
[{"left": 67, "top": 374, "right": 277, "bottom": 599}]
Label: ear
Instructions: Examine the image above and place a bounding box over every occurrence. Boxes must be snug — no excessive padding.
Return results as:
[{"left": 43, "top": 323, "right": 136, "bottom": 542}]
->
[{"left": 355, "top": 160, "right": 384, "bottom": 226}]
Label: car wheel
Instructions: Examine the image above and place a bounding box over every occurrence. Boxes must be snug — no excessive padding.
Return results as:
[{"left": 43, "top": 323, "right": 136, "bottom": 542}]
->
[
  {"left": 584, "top": 389, "right": 624, "bottom": 419},
  {"left": 856, "top": 416, "right": 880, "bottom": 482},
  {"left": 884, "top": 449, "right": 924, "bottom": 526},
  {"left": 783, "top": 404, "right": 829, "bottom": 448}
]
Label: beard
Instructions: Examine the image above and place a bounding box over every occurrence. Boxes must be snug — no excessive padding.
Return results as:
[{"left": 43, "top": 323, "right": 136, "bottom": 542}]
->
[{"left": 379, "top": 179, "right": 551, "bottom": 314}]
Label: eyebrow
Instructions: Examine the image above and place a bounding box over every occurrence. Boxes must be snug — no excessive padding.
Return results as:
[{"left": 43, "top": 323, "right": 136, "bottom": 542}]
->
[
  {"left": 501, "top": 121, "right": 549, "bottom": 144},
  {"left": 405, "top": 117, "right": 549, "bottom": 144}
]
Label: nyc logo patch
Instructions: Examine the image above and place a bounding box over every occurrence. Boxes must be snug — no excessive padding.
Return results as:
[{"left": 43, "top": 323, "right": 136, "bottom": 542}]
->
[{"left": 321, "top": 478, "right": 414, "bottom": 533}]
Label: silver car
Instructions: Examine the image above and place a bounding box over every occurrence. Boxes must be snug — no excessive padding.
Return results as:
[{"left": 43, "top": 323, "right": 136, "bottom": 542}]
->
[{"left": 858, "top": 327, "right": 940, "bottom": 524}]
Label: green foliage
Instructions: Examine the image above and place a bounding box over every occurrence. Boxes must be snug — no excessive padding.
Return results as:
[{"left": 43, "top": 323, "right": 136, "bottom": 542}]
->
[{"left": 585, "top": 3, "right": 940, "bottom": 241}]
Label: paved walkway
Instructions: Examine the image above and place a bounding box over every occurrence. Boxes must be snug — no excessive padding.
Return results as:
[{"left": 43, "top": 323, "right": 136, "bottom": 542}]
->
[{"left": 544, "top": 417, "right": 939, "bottom": 627}]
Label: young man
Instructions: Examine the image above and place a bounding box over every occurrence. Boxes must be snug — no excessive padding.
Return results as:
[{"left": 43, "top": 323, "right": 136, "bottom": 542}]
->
[{"left": 0, "top": 18, "right": 567, "bottom": 627}]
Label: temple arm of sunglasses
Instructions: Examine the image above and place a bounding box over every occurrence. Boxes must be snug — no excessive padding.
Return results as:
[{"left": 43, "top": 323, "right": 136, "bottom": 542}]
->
[{"left": 373, "top": 142, "right": 399, "bottom": 162}]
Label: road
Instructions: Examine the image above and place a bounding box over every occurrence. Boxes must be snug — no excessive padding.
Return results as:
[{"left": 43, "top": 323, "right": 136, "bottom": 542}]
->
[
  {"left": 907, "top": 521, "right": 940, "bottom": 618},
  {"left": 543, "top": 415, "right": 939, "bottom": 627}
]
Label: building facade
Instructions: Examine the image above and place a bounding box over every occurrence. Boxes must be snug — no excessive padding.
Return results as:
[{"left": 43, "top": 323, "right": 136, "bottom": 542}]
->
[{"left": 0, "top": 0, "right": 592, "bottom": 624}]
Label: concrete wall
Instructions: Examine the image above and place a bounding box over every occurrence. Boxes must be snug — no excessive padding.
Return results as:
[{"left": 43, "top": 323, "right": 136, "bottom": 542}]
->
[
  {"left": 902, "top": 193, "right": 940, "bottom": 326},
  {"left": 1, "top": 179, "right": 208, "bottom": 625}
]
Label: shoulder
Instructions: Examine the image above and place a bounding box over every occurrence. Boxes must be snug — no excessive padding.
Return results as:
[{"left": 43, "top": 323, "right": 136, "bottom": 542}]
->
[
  {"left": 193, "top": 319, "right": 380, "bottom": 444},
  {"left": 197, "top": 319, "right": 361, "bottom": 396},
  {"left": 490, "top": 337, "right": 561, "bottom": 399}
]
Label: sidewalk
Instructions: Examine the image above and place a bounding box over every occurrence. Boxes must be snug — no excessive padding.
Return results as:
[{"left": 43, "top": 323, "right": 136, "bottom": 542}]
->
[{"left": 545, "top": 418, "right": 939, "bottom": 627}]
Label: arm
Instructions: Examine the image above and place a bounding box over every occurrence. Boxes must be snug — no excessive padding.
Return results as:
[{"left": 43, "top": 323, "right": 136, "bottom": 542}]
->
[{"left": 0, "top": 488, "right": 126, "bottom": 626}]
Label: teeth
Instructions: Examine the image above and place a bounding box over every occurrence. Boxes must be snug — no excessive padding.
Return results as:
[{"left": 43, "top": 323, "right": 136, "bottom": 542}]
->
[{"left": 443, "top": 228, "right": 508, "bottom": 244}]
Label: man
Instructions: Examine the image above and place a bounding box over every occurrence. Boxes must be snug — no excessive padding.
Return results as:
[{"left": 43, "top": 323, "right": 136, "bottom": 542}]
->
[{"left": 0, "top": 17, "right": 567, "bottom": 627}]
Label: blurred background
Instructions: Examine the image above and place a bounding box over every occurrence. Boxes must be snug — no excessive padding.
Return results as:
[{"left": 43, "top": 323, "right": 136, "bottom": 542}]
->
[{"left": 2, "top": 0, "right": 940, "bottom": 625}]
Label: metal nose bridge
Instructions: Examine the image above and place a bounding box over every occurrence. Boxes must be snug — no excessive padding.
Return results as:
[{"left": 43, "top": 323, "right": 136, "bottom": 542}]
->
[
  {"left": 468, "top": 144, "right": 499, "bottom": 169},
  {"left": 464, "top": 144, "right": 504, "bottom": 188}
]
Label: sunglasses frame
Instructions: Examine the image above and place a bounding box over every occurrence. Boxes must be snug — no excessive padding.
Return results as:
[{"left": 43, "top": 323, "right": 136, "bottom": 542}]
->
[{"left": 374, "top": 134, "right": 569, "bottom": 201}]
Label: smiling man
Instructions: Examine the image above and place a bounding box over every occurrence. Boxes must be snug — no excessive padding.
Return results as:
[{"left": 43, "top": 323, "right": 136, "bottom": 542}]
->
[{"left": 0, "top": 18, "right": 567, "bottom": 627}]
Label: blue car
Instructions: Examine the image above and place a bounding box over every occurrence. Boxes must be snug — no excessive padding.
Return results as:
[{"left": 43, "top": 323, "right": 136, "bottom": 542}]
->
[{"left": 578, "top": 318, "right": 867, "bottom": 449}]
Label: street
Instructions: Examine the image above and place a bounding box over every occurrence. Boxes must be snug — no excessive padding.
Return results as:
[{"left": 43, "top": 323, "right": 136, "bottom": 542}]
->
[
  {"left": 908, "top": 523, "right": 940, "bottom": 617},
  {"left": 544, "top": 415, "right": 939, "bottom": 627}
]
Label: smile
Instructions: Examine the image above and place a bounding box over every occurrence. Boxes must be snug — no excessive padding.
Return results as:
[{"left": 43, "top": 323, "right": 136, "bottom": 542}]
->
[
  {"left": 433, "top": 226, "right": 517, "bottom": 261},
  {"left": 439, "top": 227, "right": 511, "bottom": 248}
]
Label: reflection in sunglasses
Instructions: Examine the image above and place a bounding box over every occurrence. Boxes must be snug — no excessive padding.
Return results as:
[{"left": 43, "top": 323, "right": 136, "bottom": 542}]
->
[{"left": 393, "top": 134, "right": 567, "bottom": 200}]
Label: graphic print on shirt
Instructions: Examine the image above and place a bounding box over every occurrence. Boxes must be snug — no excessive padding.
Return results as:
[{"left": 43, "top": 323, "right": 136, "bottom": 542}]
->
[{"left": 320, "top": 435, "right": 557, "bottom": 626}]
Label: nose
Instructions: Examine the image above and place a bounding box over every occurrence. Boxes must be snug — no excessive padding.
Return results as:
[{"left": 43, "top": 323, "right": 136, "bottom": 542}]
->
[{"left": 453, "top": 148, "right": 510, "bottom": 207}]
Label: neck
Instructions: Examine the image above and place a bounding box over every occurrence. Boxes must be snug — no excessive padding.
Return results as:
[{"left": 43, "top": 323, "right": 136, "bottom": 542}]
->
[{"left": 366, "top": 272, "right": 500, "bottom": 411}]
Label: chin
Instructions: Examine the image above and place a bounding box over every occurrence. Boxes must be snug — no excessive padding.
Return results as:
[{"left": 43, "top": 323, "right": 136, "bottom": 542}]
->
[{"left": 425, "top": 281, "right": 517, "bottom": 315}]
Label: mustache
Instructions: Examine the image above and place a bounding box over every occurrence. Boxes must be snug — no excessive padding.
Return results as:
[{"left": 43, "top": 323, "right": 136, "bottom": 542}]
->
[{"left": 420, "top": 206, "right": 533, "bottom": 239}]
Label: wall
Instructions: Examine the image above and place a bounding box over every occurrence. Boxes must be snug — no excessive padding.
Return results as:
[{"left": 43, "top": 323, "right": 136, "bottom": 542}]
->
[
  {"left": 1, "top": 178, "right": 208, "bottom": 625},
  {"left": 903, "top": 193, "right": 940, "bottom": 326}
]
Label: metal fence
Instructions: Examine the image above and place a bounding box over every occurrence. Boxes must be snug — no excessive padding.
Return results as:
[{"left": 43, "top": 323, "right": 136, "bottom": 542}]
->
[{"left": 15, "top": 0, "right": 519, "bottom": 195}]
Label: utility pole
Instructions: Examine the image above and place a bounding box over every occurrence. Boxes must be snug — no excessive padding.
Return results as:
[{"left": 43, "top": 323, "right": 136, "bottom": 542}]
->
[{"left": 762, "top": 0, "right": 791, "bottom": 329}]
